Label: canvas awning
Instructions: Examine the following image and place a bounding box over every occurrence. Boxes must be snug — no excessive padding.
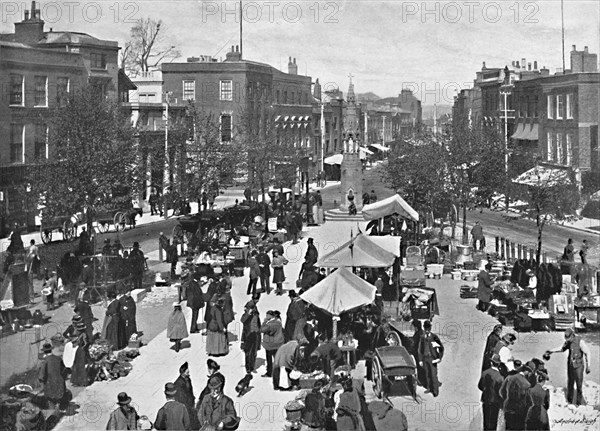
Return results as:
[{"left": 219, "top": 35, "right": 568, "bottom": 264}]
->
[
  {"left": 300, "top": 267, "right": 376, "bottom": 316},
  {"left": 511, "top": 123, "right": 526, "bottom": 139},
  {"left": 521, "top": 123, "right": 539, "bottom": 141},
  {"left": 369, "top": 143, "right": 390, "bottom": 152},
  {"left": 362, "top": 194, "right": 419, "bottom": 222},
  {"left": 324, "top": 154, "right": 344, "bottom": 165},
  {"left": 316, "top": 233, "right": 397, "bottom": 268},
  {"left": 367, "top": 236, "right": 402, "bottom": 257},
  {"left": 513, "top": 165, "right": 571, "bottom": 187}
]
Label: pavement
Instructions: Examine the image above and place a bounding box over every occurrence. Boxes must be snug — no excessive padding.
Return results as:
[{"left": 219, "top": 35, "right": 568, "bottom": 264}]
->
[{"left": 52, "top": 217, "right": 600, "bottom": 431}]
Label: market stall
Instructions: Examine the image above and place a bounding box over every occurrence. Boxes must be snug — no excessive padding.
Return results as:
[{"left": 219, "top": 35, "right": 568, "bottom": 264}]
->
[
  {"left": 315, "top": 233, "right": 397, "bottom": 268},
  {"left": 300, "top": 267, "right": 376, "bottom": 339}
]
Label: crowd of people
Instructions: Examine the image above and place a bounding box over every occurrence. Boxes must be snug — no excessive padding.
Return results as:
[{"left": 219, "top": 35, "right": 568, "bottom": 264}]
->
[{"left": 477, "top": 324, "right": 592, "bottom": 431}]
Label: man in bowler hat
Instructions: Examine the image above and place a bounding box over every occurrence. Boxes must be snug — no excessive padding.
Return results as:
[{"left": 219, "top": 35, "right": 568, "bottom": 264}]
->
[
  {"left": 106, "top": 392, "right": 139, "bottom": 430},
  {"left": 478, "top": 354, "right": 504, "bottom": 431},
  {"left": 154, "top": 382, "right": 190, "bottom": 430}
]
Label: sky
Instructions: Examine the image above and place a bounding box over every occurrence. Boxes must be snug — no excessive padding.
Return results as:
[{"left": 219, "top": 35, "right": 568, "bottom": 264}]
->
[{"left": 1, "top": 0, "right": 599, "bottom": 106}]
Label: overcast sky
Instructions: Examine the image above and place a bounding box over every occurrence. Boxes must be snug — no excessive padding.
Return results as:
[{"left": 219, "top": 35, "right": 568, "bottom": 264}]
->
[{"left": 2, "top": 0, "right": 599, "bottom": 105}]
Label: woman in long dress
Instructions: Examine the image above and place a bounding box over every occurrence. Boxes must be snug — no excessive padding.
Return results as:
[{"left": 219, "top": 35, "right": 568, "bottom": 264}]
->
[
  {"left": 167, "top": 302, "right": 188, "bottom": 352},
  {"left": 70, "top": 322, "right": 90, "bottom": 386},
  {"left": 271, "top": 249, "right": 288, "bottom": 296},
  {"left": 206, "top": 297, "right": 229, "bottom": 356}
]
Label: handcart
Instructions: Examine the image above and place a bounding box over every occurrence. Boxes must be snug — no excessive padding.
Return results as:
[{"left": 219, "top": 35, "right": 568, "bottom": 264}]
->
[{"left": 372, "top": 345, "right": 418, "bottom": 401}]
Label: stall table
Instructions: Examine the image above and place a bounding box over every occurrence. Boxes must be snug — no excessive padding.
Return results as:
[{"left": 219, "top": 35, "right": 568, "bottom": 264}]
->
[{"left": 574, "top": 304, "right": 600, "bottom": 326}]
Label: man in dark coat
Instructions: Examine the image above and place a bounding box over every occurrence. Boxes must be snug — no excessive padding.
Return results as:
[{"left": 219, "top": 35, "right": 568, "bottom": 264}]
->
[
  {"left": 155, "top": 382, "right": 190, "bottom": 431},
  {"left": 185, "top": 273, "right": 205, "bottom": 333},
  {"left": 284, "top": 290, "right": 306, "bottom": 342},
  {"left": 119, "top": 291, "right": 137, "bottom": 344},
  {"left": 482, "top": 324, "right": 503, "bottom": 371},
  {"left": 101, "top": 290, "right": 122, "bottom": 350},
  {"left": 128, "top": 242, "right": 145, "bottom": 290},
  {"left": 477, "top": 263, "right": 494, "bottom": 311},
  {"left": 417, "top": 320, "right": 444, "bottom": 397},
  {"left": 38, "top": 344, "right": 68, "bottom": 413},
  {"left": 305, "top": 238, "right": 318, "bottom": 266},
  {"left": 256, "top": 246, "right": 271, "bottom": 294},
  {"left": 500, "top": 364, "right": 532, "bottom": 431},
  {"left": 241, "top": 300, "right": 261, "bottom": 374},
  {"left": 478, "top": 354, "right": 504, "bottom": 431},
  {"left": 174, "top": 362, "right": 199, "bottom": 430}
]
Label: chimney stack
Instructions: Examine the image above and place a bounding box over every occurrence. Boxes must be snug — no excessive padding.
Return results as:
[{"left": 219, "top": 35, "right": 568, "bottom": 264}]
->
[
  {"left": 521, "top": 58, "right": 526, "bottom": 70},
  {"left": 534, "top": 61, "right": 538, "bottom": 70},
  {"left": 24, "top": 10, "right": 29, "bottom": 20},
  {"left": 528, "top": 63, "right": 532, "bottom": 71},
  {"left": 572, "top": 45, "right": 576, "bottom": 51},
  {"left": 288, "top": 56, "right": 297, "bottom": 75},
  {"left": 584, "top": 46, "right": 589, "bottom": 53}
]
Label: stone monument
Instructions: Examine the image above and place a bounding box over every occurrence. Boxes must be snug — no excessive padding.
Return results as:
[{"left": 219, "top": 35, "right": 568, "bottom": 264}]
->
[{"left": 339, "top": 74, "right": 363, "bottom": 212}]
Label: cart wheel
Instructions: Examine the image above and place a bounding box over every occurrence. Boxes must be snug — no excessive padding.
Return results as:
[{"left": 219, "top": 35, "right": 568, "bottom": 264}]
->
[
  {"left": 114, "top": 212, "right": 126, "bottom": 231},
  {"left": 40, "top": 226, "right": 52, "bottom": 244},
  {"left": 97, "top": 222, "right": 110, "bottom": 233},
  {"left": 63, "top": 220, "right": 76, "bottom": 241},
  {"left": 372, "top": 356, "right": 383, "bottom": 399},
  {"left": 386, "top": 331, "right": 402, "bottom": 347}
]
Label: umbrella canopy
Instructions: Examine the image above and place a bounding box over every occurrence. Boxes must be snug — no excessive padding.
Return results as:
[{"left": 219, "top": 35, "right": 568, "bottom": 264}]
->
[
  {"left": 316, "top": 233, "right": 397, "bottom": 268},
  {"left": 362, "top": 194, "right": 419, "bottom": 222},
  {"left": 300, "top": 267, "right": 376, "bottom": 316}
]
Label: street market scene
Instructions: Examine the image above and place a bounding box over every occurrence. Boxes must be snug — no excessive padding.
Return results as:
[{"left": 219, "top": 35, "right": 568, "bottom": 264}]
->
[{"left": 1, "top": 1, "right": 600, "bottom": 431}]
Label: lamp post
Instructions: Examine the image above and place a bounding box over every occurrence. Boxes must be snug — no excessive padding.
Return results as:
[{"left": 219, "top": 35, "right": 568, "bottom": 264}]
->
[
  {"left": 163, "top": 91, "right": 173, "bottom": 220},
  {"left": 500, "top": 83, "right": 513, "bottom": 211}
]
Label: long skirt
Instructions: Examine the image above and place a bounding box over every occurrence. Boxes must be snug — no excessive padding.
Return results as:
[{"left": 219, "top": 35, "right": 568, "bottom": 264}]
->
[
  {"left": 206, "top": 330, "right": 229, "bottom": 356},
  {"left": 273, "top": 267, "right": 285, "bottom": 284},
  {"left": 70, "top": 347, "right": 89, "bottom": 386}
]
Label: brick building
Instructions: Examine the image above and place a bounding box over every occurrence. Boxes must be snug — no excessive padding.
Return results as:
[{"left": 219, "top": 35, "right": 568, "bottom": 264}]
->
[
  {"left": 161, "top": 49, "right": 314, "bottom": 188},
  {"left": 0, "top": 2, "right": 130, "bottom": 233}
]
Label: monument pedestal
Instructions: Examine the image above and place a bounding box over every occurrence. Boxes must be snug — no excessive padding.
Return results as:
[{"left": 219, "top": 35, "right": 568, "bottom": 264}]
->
[{"left": 339, "top": 152, "right": 363, "bottom": 212}]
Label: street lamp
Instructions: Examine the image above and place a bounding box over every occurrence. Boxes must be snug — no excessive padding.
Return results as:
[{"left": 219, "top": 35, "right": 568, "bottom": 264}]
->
[
  {"left": 163, "top": 91, "right": 173, "bottom": 220},
  {"left": 500, "top": 83, "right": 514, "bottom": 211}
]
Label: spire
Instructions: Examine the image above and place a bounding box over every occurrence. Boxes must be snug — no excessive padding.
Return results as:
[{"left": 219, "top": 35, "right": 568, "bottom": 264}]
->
[{"left": 347, "top": 73, "right": 355, "bottom": 104}]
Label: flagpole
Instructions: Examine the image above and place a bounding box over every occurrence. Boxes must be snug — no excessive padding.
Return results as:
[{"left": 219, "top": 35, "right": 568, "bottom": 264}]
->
[
  {"left": 239, "top": 0, "right": 243, "bottom": 58},
  {"left": 561, "top": 0, "right": 565, "bottom": 74}
]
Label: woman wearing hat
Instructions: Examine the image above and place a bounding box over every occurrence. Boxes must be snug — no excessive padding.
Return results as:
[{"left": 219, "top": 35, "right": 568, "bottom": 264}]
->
[
  {"left": 197, "top": 376, "right": 239, "bottom": 431},
  {"left": 241, "top": 300, "right": 261, "bottom": 374},
  {"left": 206, "top": 297, "right": 228, "bottom": 356},
  {"left": 271, "top": 249, "right": 289, "bottom": 296},
  {"left": 107, "top": 392, "right": 139, "bottom": 430},
  {"left": 167, "top": 303, "right": 188, "bottom": 352},
  {"left": 69, "top": 319, "right": 91, "bottom": 387}
]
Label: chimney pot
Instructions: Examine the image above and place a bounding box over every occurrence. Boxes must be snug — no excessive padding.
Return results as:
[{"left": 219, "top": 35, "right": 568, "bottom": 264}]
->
[
  {"left": 516, "top": 61, "right": 520, "bottom": 68},
  {"left": 528, "top": 63, "right": 532, "bottom": 71},
  {"left": 24, "top": 10, "right": 29, "bottom": 19},
  {"left": 534, "top": 61, "right": 538, "bottom": 70},
  {"left": 231, "top": 46, "right": 234, "bottom": 52},
  {"left": 521, "top": 58, "right": 526, "bottom": 69},
  {"left": 235, "top": 45, "right": 239, "bottom": 52},
  {"left": 289, "top": 56, "right": 292, "bottom": 62},
  {"left": 572, "top": 45, "right": 576, "bottom": 51},
  {"left": 483, "top": 61, "right": 486, "bottom": 68},
  {"left": 584, "top": 46, "right": 589, "bottom": 53}
]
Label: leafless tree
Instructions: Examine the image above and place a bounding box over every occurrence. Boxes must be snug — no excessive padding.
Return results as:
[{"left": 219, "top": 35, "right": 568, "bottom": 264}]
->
[{"left": 121, "top": 18, "right": 180, "bottom": 75}]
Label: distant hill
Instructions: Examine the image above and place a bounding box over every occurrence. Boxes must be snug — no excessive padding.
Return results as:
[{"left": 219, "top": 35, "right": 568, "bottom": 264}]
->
[
  {"left": 356, "top": 92, "right": 381, "bottom": 102},
  {"left": 422, "top": 105, "right": 453, "bottom": 118}
]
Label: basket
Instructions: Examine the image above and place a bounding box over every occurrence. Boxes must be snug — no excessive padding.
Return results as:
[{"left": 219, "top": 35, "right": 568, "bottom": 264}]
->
[{"left": 285, "top": 400, "right": 303, "bottom": 422}]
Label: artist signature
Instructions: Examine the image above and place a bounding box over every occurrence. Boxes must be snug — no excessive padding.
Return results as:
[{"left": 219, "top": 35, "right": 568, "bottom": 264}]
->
[{"left": 553, "top": 417, "right": 598, "bottom": 426}]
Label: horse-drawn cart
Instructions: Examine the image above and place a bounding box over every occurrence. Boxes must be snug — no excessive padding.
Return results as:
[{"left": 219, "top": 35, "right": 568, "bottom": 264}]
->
[
  {"left": 95, "top": 207, "right": 142, "bottom": 233},
  {"left": 372, "top": 345, "right": 418, "bottom": 401},
  {"left": 39, "top": 215, "right": 77, "bottom": 244}
]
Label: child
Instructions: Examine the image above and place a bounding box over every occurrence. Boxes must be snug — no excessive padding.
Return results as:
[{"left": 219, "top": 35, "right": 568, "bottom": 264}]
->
[{"left": 167, "top": 302, "right": 188, "bottom": 352}]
